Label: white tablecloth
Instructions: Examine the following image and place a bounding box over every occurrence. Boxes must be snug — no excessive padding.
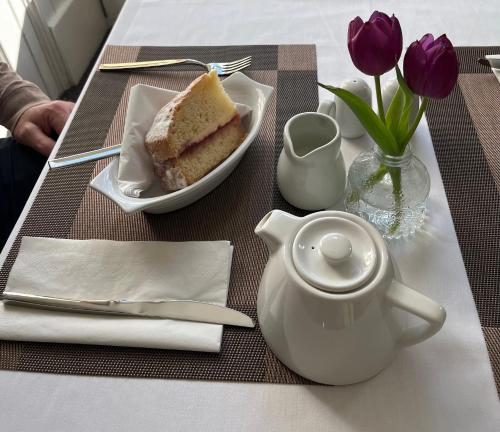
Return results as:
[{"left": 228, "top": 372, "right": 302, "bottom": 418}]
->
[{"left": 1, "top": 1, "right": 499, "bottom": 430}]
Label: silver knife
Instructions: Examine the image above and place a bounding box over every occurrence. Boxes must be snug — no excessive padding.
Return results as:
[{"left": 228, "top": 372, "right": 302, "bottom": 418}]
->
[
  {"left": 2, "top": 292, "right": 254, "bottom": 328},
  {"left": 48, "top": 144, "right": 122, "bottom": 169}
]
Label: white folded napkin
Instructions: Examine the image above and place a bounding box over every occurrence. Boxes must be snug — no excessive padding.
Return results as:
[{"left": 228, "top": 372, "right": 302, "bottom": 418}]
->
[
  {"left": 117, "top": 83, "right": 251, "bottom": 198},
  {"left": 0, "top": 237, "right": 233, "bottom": 352}
]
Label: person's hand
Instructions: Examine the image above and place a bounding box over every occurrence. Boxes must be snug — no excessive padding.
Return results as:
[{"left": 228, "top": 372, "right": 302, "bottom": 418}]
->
[{"left": 13, "top": 100, "right": 75, "bottom": 156}]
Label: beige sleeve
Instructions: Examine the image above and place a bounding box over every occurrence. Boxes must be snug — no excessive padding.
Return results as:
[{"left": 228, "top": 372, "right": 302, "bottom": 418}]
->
[{"left": 0, "top": 61, "right": 50, "bottom": 132}]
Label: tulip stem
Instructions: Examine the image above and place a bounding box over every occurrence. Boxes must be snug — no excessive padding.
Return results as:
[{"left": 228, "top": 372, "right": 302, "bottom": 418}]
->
[
  {"left": 374, "top": 75, "right": 385, "bottom": 124},
  {"left": 388, "top": 166, "right": 403, "bottom": 236},
  {"left": 402, "top": 97, "right": 429, "bottom": 148}
]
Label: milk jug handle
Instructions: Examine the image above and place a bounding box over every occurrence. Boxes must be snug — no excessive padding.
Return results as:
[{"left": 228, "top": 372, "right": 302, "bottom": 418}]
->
[
  {"left": 385, "top": 281, "right": 446, "bottom": 348},
  {"left": 317, "top": 100, "right": 336, "bottom": 118}
]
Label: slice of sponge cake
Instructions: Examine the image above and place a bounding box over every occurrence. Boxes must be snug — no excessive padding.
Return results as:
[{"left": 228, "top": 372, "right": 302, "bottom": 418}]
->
[{"left": 145, "top": 70, "right": 245, "bottom": 191}]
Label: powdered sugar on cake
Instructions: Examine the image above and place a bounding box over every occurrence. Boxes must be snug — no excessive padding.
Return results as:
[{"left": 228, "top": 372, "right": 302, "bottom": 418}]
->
[
  {"left": 145, "top": 101, "right": 174, "bottom": 145},
  {"left": 152, "top": 159, "right": 188, "bottom": 191}
]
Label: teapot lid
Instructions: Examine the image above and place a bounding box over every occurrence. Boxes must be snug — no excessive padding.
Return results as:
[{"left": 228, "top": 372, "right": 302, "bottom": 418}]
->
[{"left": 292, "top": 216, "right": 377, "bottom": 293}]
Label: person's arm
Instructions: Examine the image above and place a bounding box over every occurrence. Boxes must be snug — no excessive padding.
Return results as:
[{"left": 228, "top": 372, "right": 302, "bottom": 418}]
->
[
  {"left": 0, "top": 62, "right": 74, "bottom": 156},
  {"left": 0, "top": 62, "right": 50, "bottom": 131}
]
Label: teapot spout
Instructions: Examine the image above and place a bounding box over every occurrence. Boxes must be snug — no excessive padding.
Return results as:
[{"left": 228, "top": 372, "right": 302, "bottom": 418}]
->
[{"left": 255, "top": 210, "right": 301, "bottom": 254}]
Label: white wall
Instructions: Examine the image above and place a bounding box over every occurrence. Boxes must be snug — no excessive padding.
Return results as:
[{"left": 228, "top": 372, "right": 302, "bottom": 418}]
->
[
  {"left": 102, "top": 0, "right": 125, "bottom": 26},
  {"left": 45, "top": 0, "right": 108, "bottom": 85},
  {"left": 0, "top": 0, "right": 112, "bottom": 99},
  {"left": 0, "top": 0, "right": 52, "bottom": 95}
]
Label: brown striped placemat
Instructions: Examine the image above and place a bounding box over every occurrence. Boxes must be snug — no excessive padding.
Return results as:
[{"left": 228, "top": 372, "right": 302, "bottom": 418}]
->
[
  {"left": 0, "top": 45, "right": 315, "bottom": 384},
  {"left": 1, "top": 45, "right": 499, "bottom": 392},
  {"left": 426, "top": 46, "right": 500, "bottom": 394}
]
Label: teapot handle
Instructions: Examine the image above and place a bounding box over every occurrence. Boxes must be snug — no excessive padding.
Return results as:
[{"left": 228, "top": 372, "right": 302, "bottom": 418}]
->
[{"left": 385, "top": 281, "right": 446, "bottom": 348}]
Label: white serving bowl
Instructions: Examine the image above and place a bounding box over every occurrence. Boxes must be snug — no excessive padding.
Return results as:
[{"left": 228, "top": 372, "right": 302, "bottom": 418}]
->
[{"left": 90, "top": 72, "right": 274, "bottom": 214}]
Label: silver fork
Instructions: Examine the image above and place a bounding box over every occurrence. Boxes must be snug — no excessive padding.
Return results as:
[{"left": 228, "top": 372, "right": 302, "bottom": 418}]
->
[{"left": 99, "top": 56, "right": 252, "bottom": 76}]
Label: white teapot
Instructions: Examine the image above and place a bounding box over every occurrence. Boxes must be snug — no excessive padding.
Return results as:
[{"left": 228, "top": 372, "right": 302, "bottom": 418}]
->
[{"left": 255, "top": 210, "right": 446, "bottom": 385}]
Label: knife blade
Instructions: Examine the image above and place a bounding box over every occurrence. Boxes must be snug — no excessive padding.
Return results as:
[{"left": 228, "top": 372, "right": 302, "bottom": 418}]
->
[{"left": 2, "top": 292, "right": 254, "bottom": 328}]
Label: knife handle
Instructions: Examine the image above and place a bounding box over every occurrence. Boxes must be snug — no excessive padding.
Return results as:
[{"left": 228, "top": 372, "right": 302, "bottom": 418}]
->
[
  {"left": 48, "top": 144, "right": 122, "bottom": 169},
  {"left": 3, "top": 292, "right": 113, "bottom": 310}
]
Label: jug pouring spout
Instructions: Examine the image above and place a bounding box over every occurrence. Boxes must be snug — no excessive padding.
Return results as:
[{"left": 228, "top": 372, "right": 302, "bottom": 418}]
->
[{"left": 255, "top": 210, "right": 301, "bottom": 254}]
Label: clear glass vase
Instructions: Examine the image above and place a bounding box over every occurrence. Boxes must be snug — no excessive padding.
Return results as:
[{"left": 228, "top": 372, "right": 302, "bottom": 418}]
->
[{"left": 345, "top": 145, "right": 430, "bottom": 239}]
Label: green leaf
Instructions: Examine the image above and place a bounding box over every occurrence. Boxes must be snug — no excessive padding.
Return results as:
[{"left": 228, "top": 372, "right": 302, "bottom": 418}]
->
[
  {"left": 400, "top": 96, "right": 428, "bottom": 149},
  {"left": 385, "top": 86, "right": 404, "bottom": 139},
  {"left": 395, "top": 66, "right": 415, "bottom": 148},
  {"left": 318, "top": 82, "right": 399, "bottom": 155},
  {"left": 395, "top": 64, "right": 412, "bottom": 95},
  {"left": 397, "top": 101, "right": 413, "bottom": 148}
]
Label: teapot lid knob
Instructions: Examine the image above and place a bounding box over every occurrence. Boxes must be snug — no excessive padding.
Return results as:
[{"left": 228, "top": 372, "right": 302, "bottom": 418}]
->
[
  {"left": 292, "top": 217, "right": 377, "bottom": 293},
  {"left": 319, "top": 233, "right": 352, "bottom": 265}
]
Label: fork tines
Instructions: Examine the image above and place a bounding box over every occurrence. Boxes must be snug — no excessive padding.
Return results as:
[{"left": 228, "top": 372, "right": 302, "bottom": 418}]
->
[{"left": 213, "top": 56, "right": 252, "bottom": 74}]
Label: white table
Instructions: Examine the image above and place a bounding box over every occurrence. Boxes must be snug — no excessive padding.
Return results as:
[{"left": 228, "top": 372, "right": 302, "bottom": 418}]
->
[{"left": 1, "top": 1, "right": 499, "bottom": 430}]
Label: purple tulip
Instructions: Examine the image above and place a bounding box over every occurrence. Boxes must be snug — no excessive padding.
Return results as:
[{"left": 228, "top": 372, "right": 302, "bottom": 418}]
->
[
  {"left": 348, "top": 11, "right": 403, "bottom": 76},
  {"left": 403, "top": 34, "right": 459, "bottom": 99}
]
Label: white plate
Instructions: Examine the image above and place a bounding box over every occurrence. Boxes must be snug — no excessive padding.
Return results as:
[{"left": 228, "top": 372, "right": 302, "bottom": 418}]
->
[{"left": 90, "top": 72, "right": 274, "bottom": 214}]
